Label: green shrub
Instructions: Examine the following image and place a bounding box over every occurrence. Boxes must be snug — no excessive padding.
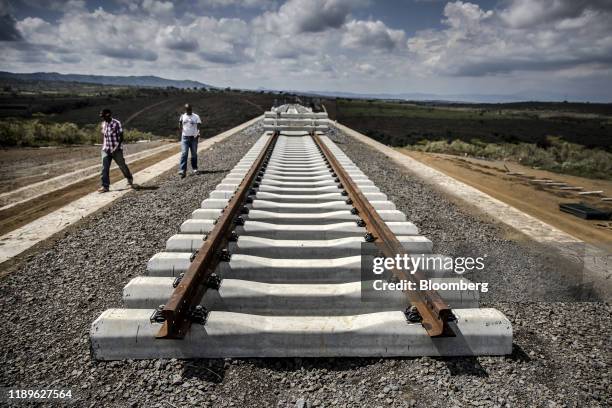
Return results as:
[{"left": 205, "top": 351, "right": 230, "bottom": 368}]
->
[
  {"left": 406, "top": 136, "right": 612, "bottom": 179},
  {"left": 0, "top": 119, "right": 156, "bottom": 147}
]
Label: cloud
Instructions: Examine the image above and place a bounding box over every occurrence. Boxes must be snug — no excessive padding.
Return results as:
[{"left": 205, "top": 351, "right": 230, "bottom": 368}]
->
[
  {"left": 443, "top": 1, "right": 492, "bottom": 31},
  {"left": 266, "top": 40, "right": 311, "bottom": 59},
  {"left": 0, "top": 14, "right": 23, "bottom": 41},
  {"left": 16, "top": 17, "right": 55, "bottom": 43},
  {"left": 198, "top": 0, "right": 277, "bottom": 8},
  {"left": 156, "top": 26, "right": 198, "bottom": 52},
  {"left": 341, "top": 19, "right": 406, "bottom": 50},
  {"left": 188, "top": 17, "right": 252, "bottom": 64},
  {"left": 500, "top": 0, "right": 612, "bottom": 29},
  {"left": 356, "top": 63, "right": 376, "bottom": 74},
  {"left": 255, "top": 0, "right": 361, "bottom": 34},
  {"left": 141, "top": 0, "right": 174, "bottom": 17},
  {"left": 14, "top": 0, "right": 86, "bottom": 13},
  {"left": 1, "top": 0, "right": 610, "bottom": 101},
  {"left": 9, "top": 3, "right": 256, "bottom": 68},
  {"left": 406, "top": 0, "right": 612, "bottom": 77},
  {"left": 198, "top": 49, "right": 246, "bottom": 64},
  {"left": 99, "top": 45, "right": 158, "bottom": 61}
]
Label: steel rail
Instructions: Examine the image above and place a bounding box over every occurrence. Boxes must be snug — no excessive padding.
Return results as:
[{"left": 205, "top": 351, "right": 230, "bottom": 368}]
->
[
  {"left": 156, "top": 131, "right": 279, "bottom": 339},
  {"left": 312, "top": 133, "right": 454, "bottom": 337}
]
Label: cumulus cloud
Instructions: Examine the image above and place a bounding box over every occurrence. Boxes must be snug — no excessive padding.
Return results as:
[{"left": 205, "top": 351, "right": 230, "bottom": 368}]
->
[
  {"left": 1, "top": 0, "right": 610, "bottom": 100},
  {"left": 156, "top": 26, "right": 198, "bottom": 52},
  {"left": 99, "top": 45, "right": 158, "bottom": 61},
  {"left": 188, "top": 17, "right": 252, "bottom": 64},
  {"left": 6, "top": 3, "right": 255, "bottom": 71},
  {"left": 341, "top": 20, "right": 406, "bottom": 50},
  {"left": 265, "top": 38, "right": 317, "bottom": 59},
  {"left": 16, "top": 17, "right": 55, "bottom": 43},
  {"left": 500, "top": 0, "right": 612, "bottom": 29},
  {"left": 443, "top": 1, "right": 492, "bottom": 31},
  {"left": 13, "top": 0, "right": 86, "bottom": 13},
  {"left": 198, "top": 0, "right": 278, "bottom": 8},
  {"left": 255, "top": 0, "right": 361, "bottom": 34},
  {"left": 356, "top": 63, "right": 376, "bottom": 74},
  {"left": 141, "top": 0, "right": 174, "bottom": 17},
  {"left": 407, "top": 0, "right": 612, "bottom": 77}
]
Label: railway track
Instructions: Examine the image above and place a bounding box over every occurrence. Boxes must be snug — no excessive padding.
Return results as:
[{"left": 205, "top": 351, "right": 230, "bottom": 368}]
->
[{"left": 90, "top": 104, "right": 512, "bottom": 360}]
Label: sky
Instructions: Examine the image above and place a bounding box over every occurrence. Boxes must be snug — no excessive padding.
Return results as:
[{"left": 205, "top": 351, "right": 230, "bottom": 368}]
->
[{"left": 1, "top": 0, "right": 611, "bottom": 101}]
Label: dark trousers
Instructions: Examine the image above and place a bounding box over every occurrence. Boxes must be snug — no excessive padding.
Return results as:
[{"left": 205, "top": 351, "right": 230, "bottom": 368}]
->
[{"left": 101, "top": 149, "right": 132, "bottom": 188}]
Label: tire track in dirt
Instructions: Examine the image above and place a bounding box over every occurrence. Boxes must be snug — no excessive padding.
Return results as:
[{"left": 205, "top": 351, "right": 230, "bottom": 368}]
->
[{"left": 124, "top": 98, "right": 180, "bottom": 126}]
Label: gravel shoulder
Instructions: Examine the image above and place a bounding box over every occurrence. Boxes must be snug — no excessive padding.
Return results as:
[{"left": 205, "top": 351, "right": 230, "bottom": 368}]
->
[{"left": 0, "top": 125, "right": 609, "bottom": 408}]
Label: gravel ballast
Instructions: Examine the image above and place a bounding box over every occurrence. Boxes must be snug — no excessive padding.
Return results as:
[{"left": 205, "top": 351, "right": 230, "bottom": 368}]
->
[{"left": 0, "top": 123, "right": 609, "bottom": 407}]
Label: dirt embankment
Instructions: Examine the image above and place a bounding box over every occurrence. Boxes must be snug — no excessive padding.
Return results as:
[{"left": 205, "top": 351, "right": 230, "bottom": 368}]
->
[
  {"left": 0, "top": 141, "right": 171, "bottom": 193},
  {"left": 400, "top": 149, "right": 612, "bottom": 245},
  {"left": 0, "top": 143, "right": 180, "bottom": 236}
]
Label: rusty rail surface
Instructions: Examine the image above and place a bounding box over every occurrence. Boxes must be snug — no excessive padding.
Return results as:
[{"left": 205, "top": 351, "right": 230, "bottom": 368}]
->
[
  {"left": 312, "top": 133, "right": 454, "bottom": 337},
  {"left": 156, "top": 132, "right": 279, "bottom": 339}
]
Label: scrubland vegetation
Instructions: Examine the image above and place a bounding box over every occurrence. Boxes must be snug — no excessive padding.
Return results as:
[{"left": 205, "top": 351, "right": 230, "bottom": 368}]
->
[
  {"left": 327, "top": 99, "right": 612, "bottom": 150},
  {"left": 0, "top": 119, "right": 156, "bottom": 147},
  {"left": 1, "top": 80, "right": 610, "bottom": 179},
  {"left": 323, "top": 98, "right": 611, "bottom": 179},
  {"left": 406, "top": 137, "right": 612, "bottom": 179}
]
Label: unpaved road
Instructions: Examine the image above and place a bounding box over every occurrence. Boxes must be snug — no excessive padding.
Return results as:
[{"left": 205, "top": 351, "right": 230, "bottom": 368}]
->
[
  {"left": 400, "top": 150, "right": 612, "bottom": 245},
  {"left": 0, "top": 143, "right": 180, "bottom": 236},
  {"left": 0, "top": 141, "right": 170, "bottom": 194}
]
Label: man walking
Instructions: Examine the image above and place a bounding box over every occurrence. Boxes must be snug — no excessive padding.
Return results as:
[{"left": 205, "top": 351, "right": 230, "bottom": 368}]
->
[
  {"left": 98, "top": 108, "right": 133, "bottom": 193},
  {"left": 178, "top": 103, "right": 202, "bottom": 178}
]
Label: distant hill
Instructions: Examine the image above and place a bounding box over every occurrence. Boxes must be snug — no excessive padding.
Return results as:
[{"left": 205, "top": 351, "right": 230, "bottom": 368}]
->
[
  {"left": 0, "top": 71, "right": 213, "bottom": 89},
  {"left": 256, "top": 87, "right": 610, "bottom": 104}
]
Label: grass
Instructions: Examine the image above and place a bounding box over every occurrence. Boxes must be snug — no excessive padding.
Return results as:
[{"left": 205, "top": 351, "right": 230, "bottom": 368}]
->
[
  {"left": 0, "top": 119, "right": 157, "bottom": 147},
  {"left": 406, "top": 137, "right": 612, "bottom": 180}
]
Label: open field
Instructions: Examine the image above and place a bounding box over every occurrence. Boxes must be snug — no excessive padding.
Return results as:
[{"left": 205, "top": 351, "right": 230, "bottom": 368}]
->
[
  {"left": 5, "top": 80, "right": 609, "bottom": 154},
  {"left": 326, "top": 99, "right": 612, "bottom": 151},
  {"left": 0, "top": 83, "right": 287, "bottom": 139}
]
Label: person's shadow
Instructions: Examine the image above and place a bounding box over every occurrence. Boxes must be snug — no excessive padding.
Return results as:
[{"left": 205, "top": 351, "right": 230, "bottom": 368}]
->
[
  {"left": 131, "top": 184, "right": 159, "bottom": 191},
  {"left": 193, "top": 170, "right": 229, "bottom": 175}
]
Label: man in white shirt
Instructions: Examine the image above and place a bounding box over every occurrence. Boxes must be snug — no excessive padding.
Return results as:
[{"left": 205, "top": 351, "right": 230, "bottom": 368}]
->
[{"left": 178, "top": 103, "right": 202, "bottom": 178}]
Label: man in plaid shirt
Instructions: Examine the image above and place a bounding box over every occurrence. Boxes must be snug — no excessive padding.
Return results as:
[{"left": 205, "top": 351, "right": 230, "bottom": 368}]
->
[{"left": 98, "top": 108, "right": 133, "bottom": 193}]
